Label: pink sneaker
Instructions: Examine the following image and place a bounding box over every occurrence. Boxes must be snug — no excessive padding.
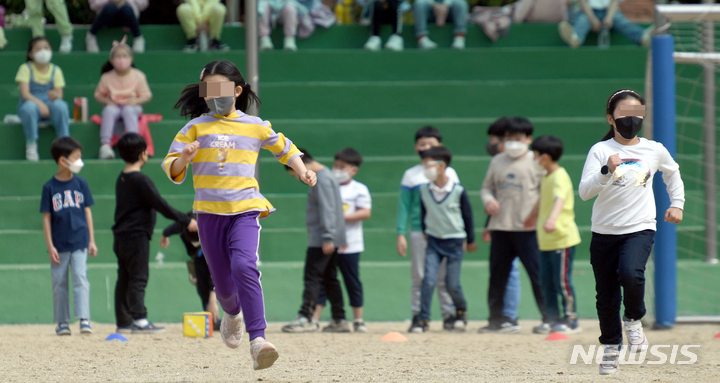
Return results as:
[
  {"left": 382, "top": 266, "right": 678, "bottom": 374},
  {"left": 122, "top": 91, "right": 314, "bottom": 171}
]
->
[
  {"left": 250, "top": 337, "right": 279, "bottom": 370},
  {"left": 220, "top": 311, "right": 244, "bottom": 349}
]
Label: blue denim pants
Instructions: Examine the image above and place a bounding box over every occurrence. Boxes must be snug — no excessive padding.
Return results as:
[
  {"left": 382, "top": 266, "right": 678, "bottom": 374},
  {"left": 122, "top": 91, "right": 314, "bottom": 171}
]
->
[
  {"left": 573, "top": 8, "right": 645, "bottom": 45},
  {"left": 419, "top": 236, "right": 466, "bottom": 321},
  {"left": 413, "top": 0, "right": 468, "bottom": 37}
]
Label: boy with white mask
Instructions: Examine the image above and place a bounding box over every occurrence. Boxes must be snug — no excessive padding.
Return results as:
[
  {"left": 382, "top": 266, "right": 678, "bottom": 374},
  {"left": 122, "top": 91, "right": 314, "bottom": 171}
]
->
[
  {"left": 16, "top": 37, "right": 70, "bottom": 161},
  {"left": 479, "top": 117, "right": 549, "bottom": 333},
  {"left": 312, "top": 148, "right": 372, "bottom": 333},
  {"left": 41, "top": 137, "right": 97, "bottom": 336}
]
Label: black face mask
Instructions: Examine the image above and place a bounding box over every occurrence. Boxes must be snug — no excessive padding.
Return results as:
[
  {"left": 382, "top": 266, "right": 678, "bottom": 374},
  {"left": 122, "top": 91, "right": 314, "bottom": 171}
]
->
[
  {"left": 486, "top": 142, "right": 500, "bottom": 156},
  {"left": 614, "top": 116, "right": 643, "bottom": 139}
]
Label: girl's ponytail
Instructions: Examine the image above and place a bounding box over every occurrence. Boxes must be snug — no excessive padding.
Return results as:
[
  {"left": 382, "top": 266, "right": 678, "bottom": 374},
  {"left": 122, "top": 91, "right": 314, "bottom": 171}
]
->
[
  {"left": 236, "top": 83, "right": 262, "bottom": 113},
  {"left": 175, "top": 83, "right": 209, "bottom": 118}
]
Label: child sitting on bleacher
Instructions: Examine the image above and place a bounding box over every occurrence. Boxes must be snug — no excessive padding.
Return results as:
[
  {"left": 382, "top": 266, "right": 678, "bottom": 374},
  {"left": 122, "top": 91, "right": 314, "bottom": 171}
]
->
[
  {"left": 558, "top": 0, "right": 651, "bottom": 48},
  {"left": 16, "top": 37, "right": 70, "bottom": 161},
  {"left": 87, "top": 0, "right": 147, "bottom": 53},
  {"left": 176, "top": 0, "right": 230, "bottom": 52},
  {"left": 258, "top": 0, "right": 335, "bottom": 52},
  {"left": 94, "top": 36, "right": 152, "bottom": 160}
]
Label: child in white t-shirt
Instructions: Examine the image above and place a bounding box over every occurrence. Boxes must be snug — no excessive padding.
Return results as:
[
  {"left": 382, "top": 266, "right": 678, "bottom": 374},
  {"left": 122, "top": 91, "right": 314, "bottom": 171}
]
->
[{"left": 313, "top": 148, "right": 372, "bottom": 333}]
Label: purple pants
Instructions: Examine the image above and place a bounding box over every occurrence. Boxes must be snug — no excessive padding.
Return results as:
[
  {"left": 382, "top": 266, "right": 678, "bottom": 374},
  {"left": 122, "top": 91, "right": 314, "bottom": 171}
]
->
[{"left": 197, "top": 211, "right": 266, "bottom": 340}]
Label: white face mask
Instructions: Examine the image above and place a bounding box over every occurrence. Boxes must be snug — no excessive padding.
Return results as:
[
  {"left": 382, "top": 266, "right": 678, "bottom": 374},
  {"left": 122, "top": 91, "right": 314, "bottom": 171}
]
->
[
  {"left": 67, "top": 158, "right": 84, "bottom": 174},
  {"left": 505, "top": 141, "right": 528, "bottom": 159},
  {"left": 332, "top": 169, "right": 351, "bottom": 184},
  {"left": 423, "top": 166, "right": 438, "bottom": 182},
  {"left": 34, "top": 49, "right": 53, "bottom": 65}
]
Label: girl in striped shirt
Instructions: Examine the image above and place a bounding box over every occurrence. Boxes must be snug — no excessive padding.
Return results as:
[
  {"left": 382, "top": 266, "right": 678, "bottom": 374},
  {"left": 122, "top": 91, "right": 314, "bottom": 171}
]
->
[{"left": 163, "top": 60, "right": 317, "bottom": 371}]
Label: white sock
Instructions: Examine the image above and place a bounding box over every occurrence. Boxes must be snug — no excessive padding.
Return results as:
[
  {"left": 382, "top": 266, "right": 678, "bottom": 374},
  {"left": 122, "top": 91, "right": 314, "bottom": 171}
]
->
[
  {"left": 230, "top": 312, "right": 242, "bottom": 320},
  {"left": 133, "top": 318, "right": 149, "bottom": 327},
  {"left": 250, "top": 336, "right": 264, "bottom": 344},
  {"left": 354, "top": 318, "right": 364, "bottom": 324}
]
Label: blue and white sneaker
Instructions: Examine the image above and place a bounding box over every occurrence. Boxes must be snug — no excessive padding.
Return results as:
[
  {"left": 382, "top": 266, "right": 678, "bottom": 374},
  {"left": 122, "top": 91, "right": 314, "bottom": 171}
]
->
[
  {"left": 79, "top": 319, "right": 93, "bottom": 334},
  {"left": 131, "top": 321, "right": 165, "bottom": 334},
  {"left": 56, "top": 322, "right": 71, "bottom": 336},
  {"left": 552, "top": 321, "right": 583, "bottom": 334},
  {"left": 532, "top": 322, "right": 552, "bottom": 334}
]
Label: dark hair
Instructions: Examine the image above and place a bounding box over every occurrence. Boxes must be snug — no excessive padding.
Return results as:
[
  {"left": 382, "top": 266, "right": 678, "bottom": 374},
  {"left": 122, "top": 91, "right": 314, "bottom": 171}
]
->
[
  {"left": 415, "top": 126, "right": 442, "bottom": 143},
  {"left": 506, "top": 117, "right": 534, "bottom": 137},
  {"left": 27, "top": 37, "right": 50, "bottom": 62},
  {"left": 285, "top": 148, "right": 312, "bottom": 171},
  {"left": 420, "top": 146, "right": 452, "bottom": 167},
  {"left": 530, "top": 135, "right": 564, "bottom": 162},
  {"left": 602, "top": 89, "right": 646, "bottom": 141},
  {"left": 334, "top": 147, "right": 362, "bottom": 167},
  {"left": 175, "top": 61, "right": 261, "bottom": 119},
  {"left": 117, "top": 133, "right": 147, "bottom": 163},
  {"left": 487, "top": 117, "right": 510, "bottom": 137},
  {"left": 51, "top": 137, "right": 83, "bottom": 163}
]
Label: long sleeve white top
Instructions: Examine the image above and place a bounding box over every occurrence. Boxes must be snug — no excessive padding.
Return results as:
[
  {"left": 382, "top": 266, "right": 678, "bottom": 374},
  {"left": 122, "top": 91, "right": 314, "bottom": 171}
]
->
[{"left": 579, "top": 137, "right": 685, "bottom": 235}]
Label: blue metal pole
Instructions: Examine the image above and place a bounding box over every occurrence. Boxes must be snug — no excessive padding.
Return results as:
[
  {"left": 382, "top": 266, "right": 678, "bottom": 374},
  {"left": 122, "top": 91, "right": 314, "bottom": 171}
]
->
[{"left": 651, "top": 34, "right": 677, "bottom": 329}]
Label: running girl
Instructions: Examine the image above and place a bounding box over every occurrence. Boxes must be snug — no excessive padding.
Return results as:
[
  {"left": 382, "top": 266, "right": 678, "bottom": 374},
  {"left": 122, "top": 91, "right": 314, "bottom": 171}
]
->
[
  {"left": 579, "top": 89, "right": 684, "bottom": 376},
  {"left": 163, "top": 60, "right": 317, "bottom": 370}
]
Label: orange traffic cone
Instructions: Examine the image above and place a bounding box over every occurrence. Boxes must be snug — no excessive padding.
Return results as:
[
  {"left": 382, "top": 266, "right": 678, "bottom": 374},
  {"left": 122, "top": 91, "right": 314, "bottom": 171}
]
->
[
  {"left": 380, "top": 332, "right": 409, "bottom": 342},
  {"left": 545, "top": 332, "right": 570, "bottom": 341}
]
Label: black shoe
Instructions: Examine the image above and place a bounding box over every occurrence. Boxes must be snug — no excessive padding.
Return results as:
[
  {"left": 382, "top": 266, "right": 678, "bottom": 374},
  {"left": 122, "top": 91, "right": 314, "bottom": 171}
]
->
[
  {"left": 210, "top": 39, "right": 230, "bottom": 52},
  {"left": 443, "top": 315, "right": 456, "bottom": 330},
  {"left": 408, "top": 315, "right": 429, "bottom": 333},
  {"left": 183, "top": 38, "right": 198, "bottom": 52}
]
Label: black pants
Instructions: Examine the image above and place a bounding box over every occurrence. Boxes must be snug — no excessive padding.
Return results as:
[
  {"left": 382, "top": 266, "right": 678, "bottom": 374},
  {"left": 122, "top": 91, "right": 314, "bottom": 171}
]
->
[
  {"left": 590, "top": 230, "right": 655, "bottom": 345},
  {"left": 114, "top": 232, "right": 150, "bottom": 327},
  {"left": 194, "top": 254, "right": 214, "bottom": 311},
  {"left": 370, "top": 0, "right": 403, "bottom": 36},
  {"left": 299, "top": 247, "right": 346, "bottom": 320},
  {"left": 90, "top": 4, "right": 141, "bottom": 37},
  {"left": 488, "top": 231, "right": 547, "bottom": 324},
  {"left": 318, "top": 252, "right": 364, "bottom": 308}
]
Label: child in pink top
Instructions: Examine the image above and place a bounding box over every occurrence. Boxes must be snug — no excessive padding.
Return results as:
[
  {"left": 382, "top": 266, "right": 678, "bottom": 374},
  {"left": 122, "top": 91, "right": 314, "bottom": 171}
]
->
[{"left": 94, "top": 37, "right": 152, "bottom": 160}]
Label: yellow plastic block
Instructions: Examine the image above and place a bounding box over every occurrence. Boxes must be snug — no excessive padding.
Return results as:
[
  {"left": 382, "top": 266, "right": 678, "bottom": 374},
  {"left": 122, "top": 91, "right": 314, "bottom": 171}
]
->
[{"left": 183, "top": 312, "right": 213, "bottom": 338}]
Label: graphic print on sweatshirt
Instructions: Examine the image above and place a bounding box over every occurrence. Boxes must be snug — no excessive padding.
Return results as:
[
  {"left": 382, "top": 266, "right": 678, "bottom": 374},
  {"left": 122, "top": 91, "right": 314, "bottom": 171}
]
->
[
  {"left": 612, "top": 158, "right": 651, "bottom": 188},
  {"left": 211, "top": 135, "right": 235, "bottom": 171}
]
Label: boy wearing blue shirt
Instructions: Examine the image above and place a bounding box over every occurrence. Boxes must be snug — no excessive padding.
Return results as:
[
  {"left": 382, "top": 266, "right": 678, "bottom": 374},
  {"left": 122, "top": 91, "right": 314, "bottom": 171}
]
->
[{"left": 41, "top": 137, "right": 97, "bottom": 336}]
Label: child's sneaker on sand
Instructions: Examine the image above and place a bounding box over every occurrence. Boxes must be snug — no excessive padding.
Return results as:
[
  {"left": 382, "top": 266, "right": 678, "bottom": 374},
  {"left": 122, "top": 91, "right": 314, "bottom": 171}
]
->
[
  {"left": 281, "top": 315, "right": 318, "bottom": 333},
  {"left": 353, "top": 321, "right": 369, "bottom": 333},
  {"left": 250, "top": 337, "right": 279, "bottom": 370},
  {"left": 220, "top": 311, "right": 244, "bottom": 348},
  {"left": 408, "top": 316, "right": 429, "bottom": 333},
  {"left": 131, "top": 321, "right": 165, "bottom": 334},
  {"left": 552, "top": 321, "right": 582, "bottom": 334},
  {"left": 599, "top": 344, "right": 620, "bottom": 375},
  {"left": 56, "top": 322, "right": 71, "bottom": 336},
  {"left": 624, "top": 319, "right": 649, "bottom": 352},
  {"left": 322, "top": 319, "right": 351, "bottom": 333},
  {"left": 532, "top": 322, "right": 552, "bottom": 334},
  {"left": 79, "top": 319, "right": 93, "bottom": 334}
]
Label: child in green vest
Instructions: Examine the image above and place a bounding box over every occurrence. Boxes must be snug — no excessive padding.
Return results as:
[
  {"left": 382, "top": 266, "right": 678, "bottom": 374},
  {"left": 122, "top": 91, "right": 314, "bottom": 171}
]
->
[{"left": 410, "top": 146, "right": 477, "bottom": 332}]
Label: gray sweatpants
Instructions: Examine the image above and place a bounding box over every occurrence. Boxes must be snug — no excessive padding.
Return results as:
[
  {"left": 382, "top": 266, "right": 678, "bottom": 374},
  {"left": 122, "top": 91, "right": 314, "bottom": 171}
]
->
[
  {"left": 51, "top": 248, "right": 90, "bottom": 323},
  {"left": 410, "top": 231, "right": 455, "bottom": 318}
]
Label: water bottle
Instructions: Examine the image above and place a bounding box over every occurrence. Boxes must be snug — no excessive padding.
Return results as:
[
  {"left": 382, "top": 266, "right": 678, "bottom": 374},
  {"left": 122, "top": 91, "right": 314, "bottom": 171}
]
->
[{"left": 598, "top": 28, "right": 610, "bottom": 49}]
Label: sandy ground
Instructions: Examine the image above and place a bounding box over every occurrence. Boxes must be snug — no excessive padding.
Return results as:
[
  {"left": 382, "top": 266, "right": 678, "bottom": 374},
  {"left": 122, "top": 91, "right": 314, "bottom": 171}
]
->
[{"left": 1, "top": 320, "right": 719, "bottom": 382}]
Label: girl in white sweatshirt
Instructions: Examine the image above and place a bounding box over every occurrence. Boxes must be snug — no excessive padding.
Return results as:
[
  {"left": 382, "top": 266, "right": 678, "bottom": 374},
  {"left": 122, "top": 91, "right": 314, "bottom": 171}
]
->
[{"left": 579, "top": 89, "right": 684, "bottom": 376}]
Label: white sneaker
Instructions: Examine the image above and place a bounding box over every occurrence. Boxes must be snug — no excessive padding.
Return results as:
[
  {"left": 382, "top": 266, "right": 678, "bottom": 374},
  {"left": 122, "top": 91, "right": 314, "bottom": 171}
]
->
[
  {"left": 220, "top": 311, "right": 244, "bottom": 349},
  {"left": 132, "top": 35, "right": 145, "bottom": 54},
  {"left": 624, "top": 319, "right": 649, "bottom": 352},
  {"left": 250, "top": 337, "right": 279, "bottom": 370},
  {"left": 364, "top": 35, "right": 382, "bottom": 51},
  {"left": 384, "top": 34, "right": 404, "bottom": 51},
  {"left": 283, "top": 36, "right": 297, "bottom": 51},
  {"left": 99, "top": 144, "right": 115, "bottom": 160},
  {"left": 558, "top": 21, "right": 581, "bottom": 48},
  {"left": 86, "top": 32, "right": 99, "bottom": 53},
  {"left": 599, "top": 345, "right": 620, "bottom": 375},
  {"left": 59, "top": 34, "right": 73, "bottom": 53},
  {"left": 451, "top": 35, "right": 466, "bottom": 50},
  {"left": 417, "top": 36, "right": 437, "bottom": 50},
  {"left": 26, "top": 143, "right": 39, "bottom": 161},
  {"left": 259, "top": 36, "right": 274, "bottom": 51}
]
